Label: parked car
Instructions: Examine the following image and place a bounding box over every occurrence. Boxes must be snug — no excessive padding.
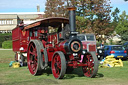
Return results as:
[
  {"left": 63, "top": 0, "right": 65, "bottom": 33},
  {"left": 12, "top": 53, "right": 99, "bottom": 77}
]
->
[
  {"left": 123, "top": 41, "right": 128, "bottom": 54},
  {"left": 104, "top": 45, "right": 127, "bottom": 59}
]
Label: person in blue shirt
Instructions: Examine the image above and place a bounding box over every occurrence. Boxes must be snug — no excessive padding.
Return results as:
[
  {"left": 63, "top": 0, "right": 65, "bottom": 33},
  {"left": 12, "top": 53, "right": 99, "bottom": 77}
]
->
[{"left": 100, "top": 41, "right": 104, "bottom": 48}]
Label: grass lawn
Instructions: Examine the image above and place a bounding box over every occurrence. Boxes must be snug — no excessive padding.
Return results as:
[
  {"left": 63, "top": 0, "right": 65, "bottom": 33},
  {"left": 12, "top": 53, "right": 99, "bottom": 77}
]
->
[{"left": 0, "top": 50, "right": 128, "bottom": 85}]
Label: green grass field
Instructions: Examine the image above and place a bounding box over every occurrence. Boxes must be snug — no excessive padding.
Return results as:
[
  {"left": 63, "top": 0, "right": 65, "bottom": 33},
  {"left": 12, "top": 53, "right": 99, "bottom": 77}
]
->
[{"left": 0, "top": 50, "right": 128, "bottom": 85}]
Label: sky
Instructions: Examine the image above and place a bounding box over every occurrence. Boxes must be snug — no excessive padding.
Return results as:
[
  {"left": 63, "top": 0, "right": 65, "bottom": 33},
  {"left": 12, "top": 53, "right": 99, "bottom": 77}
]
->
[
  {"left": 0, "top": 0, "right": 46, "bottom": 12},
  {"left": 0, "top": 0, "right": 128, "bottom": 15},
  {"left": 110, "top": 0, "right": 128, "bottom": 15}
]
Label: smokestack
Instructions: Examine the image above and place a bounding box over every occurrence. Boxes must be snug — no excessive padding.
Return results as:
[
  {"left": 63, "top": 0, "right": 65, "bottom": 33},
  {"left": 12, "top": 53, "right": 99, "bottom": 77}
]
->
[
  {"left": 37, "top": 5, "right": 40, "bottom": 12},
  {"left": 67, "top": 7, "right": 76, "bottom": 32}
]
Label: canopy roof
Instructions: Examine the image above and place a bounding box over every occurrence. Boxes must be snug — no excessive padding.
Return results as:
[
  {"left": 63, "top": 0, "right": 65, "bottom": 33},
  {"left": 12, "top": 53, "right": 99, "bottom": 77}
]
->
[{"left": 24, "top": 17, "right": 69, "bottom": 30}]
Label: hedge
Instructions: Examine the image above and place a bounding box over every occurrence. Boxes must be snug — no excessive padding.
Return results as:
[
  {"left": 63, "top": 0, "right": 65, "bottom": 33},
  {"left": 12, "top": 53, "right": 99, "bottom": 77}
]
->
[
  {"left": 2, "top": 40, "right": 12, "bottom": 49},
  {"left": 0, "top": 33, "right": 12, "bottom": 48}
]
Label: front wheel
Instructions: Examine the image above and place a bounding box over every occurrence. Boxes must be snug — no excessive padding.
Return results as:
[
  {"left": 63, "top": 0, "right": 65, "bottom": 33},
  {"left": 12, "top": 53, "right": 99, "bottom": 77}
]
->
[
  {"left": 51, "top": 51, "right": 66, "bottom": 79},
  {"left": 82, "top": 52, "right": 98, "bottom": 78}
]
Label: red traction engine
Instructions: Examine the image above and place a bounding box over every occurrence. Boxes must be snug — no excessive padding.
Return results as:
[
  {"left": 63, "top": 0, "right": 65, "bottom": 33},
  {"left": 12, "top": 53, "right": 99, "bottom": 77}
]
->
[{"left": 12, "top": 7, "right": 98, "bottom": 79}]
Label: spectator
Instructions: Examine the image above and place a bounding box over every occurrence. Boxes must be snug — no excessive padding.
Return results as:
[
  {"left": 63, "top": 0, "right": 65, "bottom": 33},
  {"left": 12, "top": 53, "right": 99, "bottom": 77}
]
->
[
  {"left": 100, "top": 41, "right": 104, "bottom": 48},
  {"left": 19, "top": 20, "right": 24, "bottom": 30}
]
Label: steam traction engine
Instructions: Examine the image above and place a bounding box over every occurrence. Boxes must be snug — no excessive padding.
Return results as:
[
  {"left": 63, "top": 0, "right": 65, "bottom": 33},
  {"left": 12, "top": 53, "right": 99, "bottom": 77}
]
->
[{"left": 12, "top": 7, "right": 98, "bottom": 79}]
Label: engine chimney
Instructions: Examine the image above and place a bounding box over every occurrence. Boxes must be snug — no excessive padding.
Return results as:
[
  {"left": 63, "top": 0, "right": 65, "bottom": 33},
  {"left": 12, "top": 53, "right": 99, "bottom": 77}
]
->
[{"left": 67, "top": 7, "right": 77, "bottom": 38}]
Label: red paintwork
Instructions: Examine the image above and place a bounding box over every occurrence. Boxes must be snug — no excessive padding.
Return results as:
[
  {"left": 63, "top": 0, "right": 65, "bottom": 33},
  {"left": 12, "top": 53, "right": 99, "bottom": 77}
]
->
[
  {"left": 12, "top": 17, "right": 96, "bottom": 63},
  {"left": 51, "top": 53, "right": 61, "bottom": 78},
  {"left": 82, "top": 41, "right": 96, "bottom": 52},
  {"left": 12, "top": 17, "right": 98, "bottom": 78},
  {"left": 27, "top": 42, "right": 38, "bottom": 75},
  {"left": 12, "top": 27, "right": 21, "bottom": 52},
  {"left": 12, "top": 27, "right": 28, "bottom": 52},
  {"left": 82, "top": 54, "right": 94, "bottom": 77}
]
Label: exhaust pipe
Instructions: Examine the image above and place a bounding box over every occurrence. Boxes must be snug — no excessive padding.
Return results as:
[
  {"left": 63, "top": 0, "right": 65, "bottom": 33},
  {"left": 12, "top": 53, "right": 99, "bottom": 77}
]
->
[{"left": 67, "top": 7, "right": 77, "bottom": 38}]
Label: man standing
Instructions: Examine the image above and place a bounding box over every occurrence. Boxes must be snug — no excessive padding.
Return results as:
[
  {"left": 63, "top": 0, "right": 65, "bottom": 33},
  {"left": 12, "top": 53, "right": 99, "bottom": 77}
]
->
[{"left": 100, "top": 41, "right": 104, "bottom": 48}]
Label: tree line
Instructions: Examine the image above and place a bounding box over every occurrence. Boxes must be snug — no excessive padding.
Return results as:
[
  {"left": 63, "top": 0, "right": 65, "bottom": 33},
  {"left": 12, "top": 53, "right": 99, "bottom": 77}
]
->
[{"left": 44, "top": 0, "right": 128, "bottom": 43}]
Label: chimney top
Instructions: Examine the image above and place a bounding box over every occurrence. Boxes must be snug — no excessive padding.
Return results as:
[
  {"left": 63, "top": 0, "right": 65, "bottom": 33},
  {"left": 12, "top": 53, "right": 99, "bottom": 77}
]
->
[
  {"left": 37, "top": 5, "right": 40, "bottom": 12},
  {"left": 67, "top": 7, "right": 76, "bottom": 11}
]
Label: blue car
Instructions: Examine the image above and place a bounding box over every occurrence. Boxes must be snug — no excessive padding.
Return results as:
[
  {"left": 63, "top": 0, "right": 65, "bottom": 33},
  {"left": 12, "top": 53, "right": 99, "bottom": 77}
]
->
[{"left": 104, "top": 45, "right": 127, "bottom": 59}]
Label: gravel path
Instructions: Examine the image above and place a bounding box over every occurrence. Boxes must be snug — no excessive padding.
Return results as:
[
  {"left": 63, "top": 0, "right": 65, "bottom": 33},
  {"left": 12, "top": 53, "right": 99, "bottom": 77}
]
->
[{"left": 0, "top": 48, "right": 12, "bottom": 50}]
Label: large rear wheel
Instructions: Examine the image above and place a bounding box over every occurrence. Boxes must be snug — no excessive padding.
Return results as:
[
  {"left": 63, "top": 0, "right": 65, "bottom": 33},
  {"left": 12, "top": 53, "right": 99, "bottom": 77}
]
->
[
  {"left": 27, "top": 40, "right": 42, "bottom": 75},
  {"left": 51, "top": 51, "right": 66, "bottom": 79},
  {"left": 82, "top": 52, "right": 98, "bottom": 78}
]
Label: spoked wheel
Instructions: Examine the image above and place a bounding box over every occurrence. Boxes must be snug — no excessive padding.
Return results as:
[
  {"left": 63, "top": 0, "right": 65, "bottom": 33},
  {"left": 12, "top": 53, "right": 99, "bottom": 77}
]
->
[
  {"left": 82, "top": 52, "right": 98, "bottom": 78},
  {"left": 51, "top": 51, "right": 66, "bottom": 79},
  {"left": 27, "top": 40, "right": 42, "bottom": 76}
]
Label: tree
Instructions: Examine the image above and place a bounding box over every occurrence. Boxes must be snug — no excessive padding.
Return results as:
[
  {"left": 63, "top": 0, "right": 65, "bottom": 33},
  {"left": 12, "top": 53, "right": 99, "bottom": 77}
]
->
[
  {"left": 115, "top": 11, "right": 128, "bottom": 42},
  {"left": 111, "top": 7, "right": 120, "bottom": 23},
  {"left": 66, "top": 0, "right": 113, "bottom": 39},
  {"left": 44, "top": 0, "right": 113, "bottom": 41},
  {"left": 44, "top": 0, "right": 66, "bottom": 17},
  {"left": 83, "top": 0, "right": 113, "bottom": 41},
  {"left": 56, "top": 0, "right": 67, "bottom": 17},
  {"left": 44, "top": 0, "right": 57, "bottom": 17},
  {"left": 76, "top": 16, "right": 87, "bottom": 33},
  {"left": 110, "top": 7, "right": 120, "bottom": 31}
]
